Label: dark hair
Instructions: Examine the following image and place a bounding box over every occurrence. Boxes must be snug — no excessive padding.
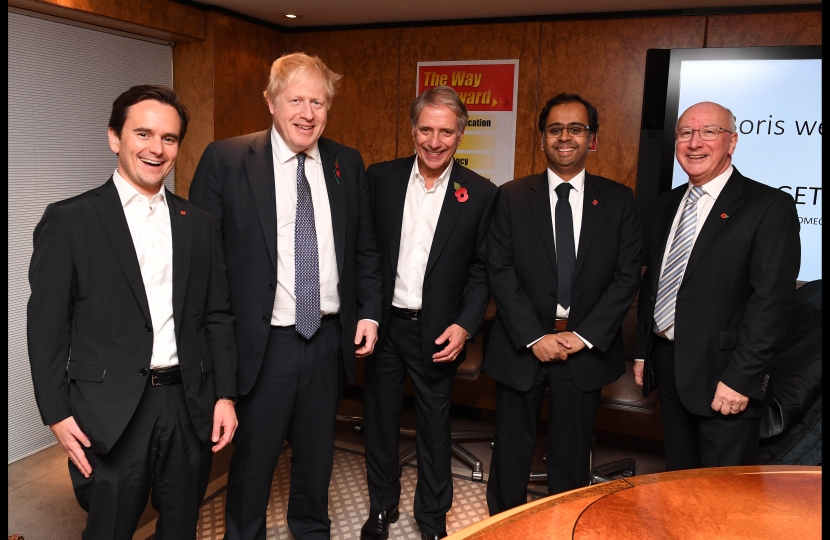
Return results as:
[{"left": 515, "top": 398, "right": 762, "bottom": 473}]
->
[
  {"left": 537, "top": 93, "right": 599, "bottom": 134},
  {"left": 108, "top": 85, "right": 190, "bottom": 142}
]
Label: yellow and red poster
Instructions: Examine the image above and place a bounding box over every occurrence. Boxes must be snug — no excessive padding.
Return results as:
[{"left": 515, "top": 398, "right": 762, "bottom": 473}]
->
[{"left": 417, "top": 60, "right": 519, "bottom": 186}]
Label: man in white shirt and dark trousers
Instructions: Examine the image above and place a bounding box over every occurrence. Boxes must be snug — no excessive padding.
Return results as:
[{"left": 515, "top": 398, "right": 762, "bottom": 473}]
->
[
  {"left": 485, "top": 93, "right": 641, "bottom": 513},
  {"left": 189, "top": 53, "right": 383, "bottom": 540},
  {"left": 27, "top": 85, "right": 238, "bottom": 539},
  {"left": 360, "top": 86, "right": 497, "bottom": 540}
]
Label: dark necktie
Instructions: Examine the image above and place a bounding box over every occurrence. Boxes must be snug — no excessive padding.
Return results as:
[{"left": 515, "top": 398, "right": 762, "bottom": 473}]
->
[
  {"left": 554, "top": 182, "right": 576, "bottom": 310},
  {"left": 294, "top": 153, "right": 321, "bottom": 339}
]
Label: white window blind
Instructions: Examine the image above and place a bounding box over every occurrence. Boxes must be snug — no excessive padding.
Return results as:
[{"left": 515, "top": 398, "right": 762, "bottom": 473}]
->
[{"left": 8, "top": 10, "right": 175, "bottom": 463}]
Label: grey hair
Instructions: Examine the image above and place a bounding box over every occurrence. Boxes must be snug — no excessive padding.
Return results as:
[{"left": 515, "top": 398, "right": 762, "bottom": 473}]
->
[{"left": 410, "top": 86, "right": 468, "bottom": 134}]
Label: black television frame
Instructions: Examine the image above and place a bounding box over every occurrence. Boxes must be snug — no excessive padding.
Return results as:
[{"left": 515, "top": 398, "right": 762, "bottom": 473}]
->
[{"left": 634, "top": 45, "right": 821, "bottom": 246}]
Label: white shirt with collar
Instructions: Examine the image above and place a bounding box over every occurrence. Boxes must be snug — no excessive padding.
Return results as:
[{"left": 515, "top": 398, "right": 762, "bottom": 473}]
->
[
  {"left": 270, "top": 127, "right": 340, "bottom": 326},
  {"left": 653, "top": 165, "right": 733, "bottom": 341},
  {"left": 527, "top": 168, "right": 593, "bottom": 349},
  {"left": 391, "top": 158, "right": 453, "bottom": 310},
  {"left": 112, "top": 169, "right": 178, "bottom": 369}
]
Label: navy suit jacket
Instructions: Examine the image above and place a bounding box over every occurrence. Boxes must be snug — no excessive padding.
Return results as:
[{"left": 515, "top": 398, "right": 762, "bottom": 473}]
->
[
  {"left": 636, "top": 168, "right": 801, "bottom": 417},
  {"left": 189, "top": 130, "right": 382, "bottom": 394},
  {"left": 27, "top": 179, "right": 237, "bottom": 453},
  {"left": 484, "top": 172, "right": 642, "bottom": 393},
  {"left": 368, "top": 157, "right": 497, "bottom": 378}
]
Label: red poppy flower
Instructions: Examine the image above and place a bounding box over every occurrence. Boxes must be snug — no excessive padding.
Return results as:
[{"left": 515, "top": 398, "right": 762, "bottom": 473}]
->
[
  {"left": 592, "top": 199, "right": 598, "bottom": 205},
  {"left": 721, "top": 213, "right": 728, "bottom": 219},
  {"left": 455, "top": 187, "right": 468, "bottom": 202},
  {"left": 180, "top": 210, "right": 187, "bottom": 215}
]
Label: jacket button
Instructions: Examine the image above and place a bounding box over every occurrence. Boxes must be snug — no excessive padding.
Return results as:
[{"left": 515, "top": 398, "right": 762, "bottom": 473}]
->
[
  {"left": 550, "top": 292, "right": 556, "bottom": 297},
  {"left": 144, "top": 324, "right": 152, "bottom": 332},
  {"left": 269, "top": 284, "right": 275, "bottom": 291},
  {"left": 139, "top": 368, "right": 148, "bottom": 376},
  {"left": 262, "top": 316, "right": 269, "bottom": 323},
  {"left": 547, "top": 320, "right": 554, "bottom": 325}
]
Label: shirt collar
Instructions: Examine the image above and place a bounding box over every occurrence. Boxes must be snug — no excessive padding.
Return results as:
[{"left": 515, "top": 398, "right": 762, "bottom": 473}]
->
[
  {"left": 271, "top": 126, "right": 321, "bottom": 166},
  {"left": 688, "top": 164, "right": 733, "bottom": 200},
  {"left": 547, "top": 168, "right": 586, "bottom": 194},
  {"left": 112, "top": 169, "right": 167, "bottom": 207},
  {"left": 411, "top": 157, "right": 453, "bottom": 189}
]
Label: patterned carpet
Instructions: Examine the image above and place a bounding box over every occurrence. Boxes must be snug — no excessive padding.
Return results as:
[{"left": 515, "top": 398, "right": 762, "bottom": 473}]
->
[{"left": 194, "top": 446, "right": 496, "bottom": 539}]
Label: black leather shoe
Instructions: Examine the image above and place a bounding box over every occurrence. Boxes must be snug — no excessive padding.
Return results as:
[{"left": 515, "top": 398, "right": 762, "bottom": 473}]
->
[
  {"left": 420, "top": 533, "right": 448, "bottom": 540},
  {"left": 360, "top": 508, "right": 400, "bottom": 540}
]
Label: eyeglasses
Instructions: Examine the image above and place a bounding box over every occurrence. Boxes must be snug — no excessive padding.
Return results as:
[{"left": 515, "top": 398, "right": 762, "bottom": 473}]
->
[
  {"left": 674, "top": 126, "right": 732, "bottom": 142},
  {"left": 544, "top": 124, "right": 591, "bottom": 138}
]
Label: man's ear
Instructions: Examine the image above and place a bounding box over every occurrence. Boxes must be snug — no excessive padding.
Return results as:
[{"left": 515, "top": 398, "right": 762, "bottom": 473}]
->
[{"left": 107, "top": 128, "right": 120, "bottom": 155}]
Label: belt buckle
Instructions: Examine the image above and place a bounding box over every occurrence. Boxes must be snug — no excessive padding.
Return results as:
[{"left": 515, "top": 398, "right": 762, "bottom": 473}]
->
[{"left": 150, "top": 370, "right": 160, "bottom": 387}]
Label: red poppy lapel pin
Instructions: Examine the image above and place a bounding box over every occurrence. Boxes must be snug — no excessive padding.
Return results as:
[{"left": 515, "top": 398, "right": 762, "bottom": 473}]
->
[
  {"left": 592, "top": 199, "right": 598, "bottom": 205},
  {"left": 180, "top": 210, "right": 187, "bottom": 215},
  {"left": 454, "top": 182, "right": 468, "bottom": 203},
  {"left": 334, "top": 157, "right": 341, "bottom": 184},
  {"left": 721, "top": 213, "right": 729, "bottom": 219}
]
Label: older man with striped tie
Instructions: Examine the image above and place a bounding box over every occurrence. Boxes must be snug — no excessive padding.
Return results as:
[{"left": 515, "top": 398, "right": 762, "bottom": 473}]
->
[{"left": 634, "top": 101, "right": 801, "bottom": 471}]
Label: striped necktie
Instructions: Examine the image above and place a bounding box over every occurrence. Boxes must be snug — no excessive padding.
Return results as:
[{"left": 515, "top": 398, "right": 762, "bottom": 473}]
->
[
  {"left": 294, "top": 153, "right": 321, "bottom": 339},
  {"left": 653, "top": 186, "right": 705, "bottom": 333}
]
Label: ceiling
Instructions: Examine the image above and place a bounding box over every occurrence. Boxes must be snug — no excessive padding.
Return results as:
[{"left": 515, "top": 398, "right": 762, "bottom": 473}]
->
[{"left": 195, "top": 0, "right": 818, "bottom": 29}]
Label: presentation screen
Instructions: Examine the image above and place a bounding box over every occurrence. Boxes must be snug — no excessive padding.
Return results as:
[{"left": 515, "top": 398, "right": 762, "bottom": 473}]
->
[{"left": 636, "top": 46, "right": 821, "bottom": 282}]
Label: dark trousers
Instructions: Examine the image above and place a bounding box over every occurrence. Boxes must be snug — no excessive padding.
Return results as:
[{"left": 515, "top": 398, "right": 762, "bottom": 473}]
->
[
  {"left": 487, "top": 361, "right": 601, "bottom": 516},
  {"left": 363, "top": 316, "right": 456, "bottom": 536},
  {"left": 69, "top": 380, "right": 212, "bottom": 540},
  {"left": 224, "top": 317, "right": 344, "bottom": 540},
  {"left": 653, "top": 335, "right": 760, "bottom": 471}
]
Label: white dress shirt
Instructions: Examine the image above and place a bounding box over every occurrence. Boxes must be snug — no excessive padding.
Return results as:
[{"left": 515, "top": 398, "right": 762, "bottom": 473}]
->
[
  {"left": 528, "top": 168, "right": 592, "bottom": 349},
  {"left": 270, "top": 127, "right": 340, "bottom": 326},
  {"left": 112, "top": 169, "right": 178, "bottom": 369},
  {"left": 391, "top": 158, "right": 453, "bottom": 310},
  {"left": 653, "top": 165, "right": 733, "bottom": 341}
]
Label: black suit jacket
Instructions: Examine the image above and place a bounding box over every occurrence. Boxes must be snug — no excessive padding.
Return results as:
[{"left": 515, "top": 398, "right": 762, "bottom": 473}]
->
[
  {"left": 368, "top": 157, "right": 497, "bottom": 378},
  {"left": 635, "top": 168, "right": 801, "bottom": 417},
  {"left": 27, "top": 179, "right": 237, "bottom": 454},
  {"left": 484, "top": 172, "right": 642, "bottom": 393},
  {"left": 189, "top": 130, "right": 382, "bottom": 393}
]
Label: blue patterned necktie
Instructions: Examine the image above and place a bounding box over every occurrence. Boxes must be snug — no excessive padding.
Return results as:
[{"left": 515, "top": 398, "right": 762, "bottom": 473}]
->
[
  {"left": 294, "top": 153, "right": 321, "bottom": 339},
  {"left": 653, "top": 185, "right": 705, "bottom": 332},
  {"left": 554, "top": 182, "right": 576, "bottom": 310}
]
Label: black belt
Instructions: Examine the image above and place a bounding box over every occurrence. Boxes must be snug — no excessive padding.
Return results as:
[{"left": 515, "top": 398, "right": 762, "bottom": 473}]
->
[
  {"left": 150, "top": 365, "right": 182, "bottom": 387},
  {"left": 390, "top": 306, "right": 422, "bottom": 321}
]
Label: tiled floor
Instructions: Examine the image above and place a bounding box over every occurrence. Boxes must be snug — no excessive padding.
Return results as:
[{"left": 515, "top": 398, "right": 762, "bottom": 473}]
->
[{"left": 7, "top": 396, "right": 665, "bottom": 539}]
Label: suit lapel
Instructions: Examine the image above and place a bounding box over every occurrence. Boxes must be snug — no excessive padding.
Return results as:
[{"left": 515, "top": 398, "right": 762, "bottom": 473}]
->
[
  {"left": 682, "top": 170, "right": 743, "bottom": 286},
  {"left": 528, "top": 173, "right": 558, "bottom": 277},
  {"left": 425, "top": 163, "right": 465, "bottom": 276},
  {"left": 167, "top": 192, "right": 191, "bottom": 338},
  {"left": 90, "top": 179, "right": 151, "bottom": 322},
  {"left": 389, "top": 157, "right": 414, "bottom": 279},
  {"left": 319, "top": 138, "right": 346, "bottom": 276},
  {"left": 244, "top": 130, "right": 278, "bottom": 271},
  {"left": 574, "top": 174, "right": 602, "bottom": 280}
]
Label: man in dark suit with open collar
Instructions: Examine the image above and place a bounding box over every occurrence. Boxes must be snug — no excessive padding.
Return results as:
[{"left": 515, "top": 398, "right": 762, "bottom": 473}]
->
[
  {"left": 485, "top": 93, "right": 642, "bottom": 514},
  {"left": 189, "top": 53, "right": 382, "bottom": 540},
  {"left": 634, "top": 101, "right": 801, "bottom": 470},
  {"left": 27, "top": 85, "right": 238, "bottom": 539},
  {"left": 359, "top": 86, "right": 497, "bottom": 540}
]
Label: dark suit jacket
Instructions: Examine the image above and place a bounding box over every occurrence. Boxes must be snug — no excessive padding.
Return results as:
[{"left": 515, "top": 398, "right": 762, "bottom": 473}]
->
[
  {"left": 27, "top": 179, "right": 237, "bottom": 454},
  {"left": 189, "top": 130, "right": 382, "bottom": 394},
  {"left": 635, "top": 168, "right": 801, "bottom": 417},
  {"left": 484, "top": 172, "right": 642, "bottom": 393},
  {"left": 368, "top": 157, "right": 497, "bottom": 378}
]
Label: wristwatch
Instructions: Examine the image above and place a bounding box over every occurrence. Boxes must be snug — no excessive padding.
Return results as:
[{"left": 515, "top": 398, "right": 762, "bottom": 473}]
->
[{"left": 216, "top": 395, "right": 237, "bottom": 404}]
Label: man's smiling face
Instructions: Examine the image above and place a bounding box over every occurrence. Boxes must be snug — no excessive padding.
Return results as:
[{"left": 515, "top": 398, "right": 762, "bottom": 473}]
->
[
  {"left": 107, "top": 99, "right": 180, "bottom": 196},
  {"left": 542, "top": 101, "right": 594, "bottom": 181},
  {"left": 268, "top": 72, "right": 328, "bottom": 154},
  {"left": 675, "top": 102, "right": 738, "bottom": 186}
]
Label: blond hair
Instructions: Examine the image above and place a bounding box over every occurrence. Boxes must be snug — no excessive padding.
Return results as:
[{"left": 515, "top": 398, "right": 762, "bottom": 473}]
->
[{"left": 263, "top": 52, "right": 342, "bottom": 109}]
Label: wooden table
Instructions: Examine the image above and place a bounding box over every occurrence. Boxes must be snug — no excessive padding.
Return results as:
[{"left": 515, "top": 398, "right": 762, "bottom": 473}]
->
[{"left": 448, "top": 466, "right": 821, "bottom": 540}]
